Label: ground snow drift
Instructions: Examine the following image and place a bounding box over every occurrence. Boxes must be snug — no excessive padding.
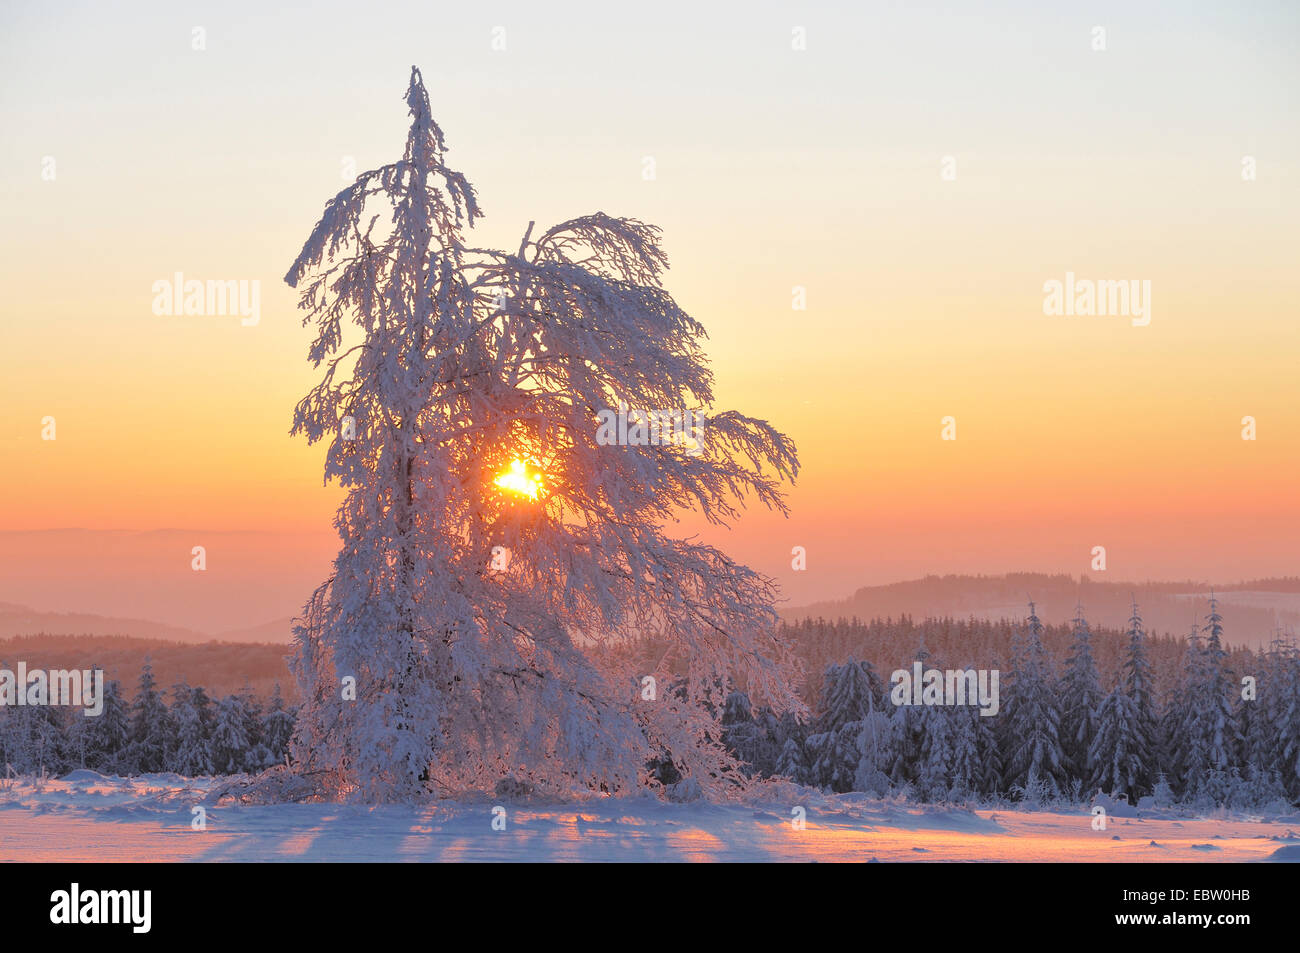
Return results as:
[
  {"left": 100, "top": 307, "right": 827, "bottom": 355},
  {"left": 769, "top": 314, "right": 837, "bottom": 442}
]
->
[{"left": 1, "top": 773, "right": 1297, "bottom": 862}]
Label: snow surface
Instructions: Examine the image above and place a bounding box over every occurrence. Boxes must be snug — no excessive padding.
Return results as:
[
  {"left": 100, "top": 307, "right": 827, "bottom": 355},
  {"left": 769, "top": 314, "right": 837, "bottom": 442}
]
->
[{"left": 1, "top": 773, "right": 1297, "bottom": 862}]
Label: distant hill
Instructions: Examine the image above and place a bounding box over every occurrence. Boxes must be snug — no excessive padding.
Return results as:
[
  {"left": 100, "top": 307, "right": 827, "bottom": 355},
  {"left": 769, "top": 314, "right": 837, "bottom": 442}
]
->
[
  {"left": 784, "top": 573, "right": 1300, "bottom": 649},
  {"left": 0, "top": 633, "right": 295, "bottom": 703},
  {"left": 214, "top": 618, "right": 295, "bottom": 644},
  {"left": 0, "top": 603, "right": 291, "bottom": 644},
  {"left": 0, "top": 602, "right": 206, "bottom": 641}
]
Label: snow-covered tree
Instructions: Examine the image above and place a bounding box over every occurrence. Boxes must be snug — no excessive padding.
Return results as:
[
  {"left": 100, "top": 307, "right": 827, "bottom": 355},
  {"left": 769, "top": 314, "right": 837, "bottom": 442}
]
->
[
  {"left": 261, "top": 683, "right": 295, "bottom": 766},
  {"left": 237, "top": 686, "right": 274, "bottom": 770},
  {"left": 750, "top": 706, "right": 789, "bottom": 777},
  {"left": 1267, "top": 639, "right": 1300, "bottom": 800},
  {"left": 211, "top": 694, "right": 252, "bottom": 774},
  {"left": 84, "top": 678, "right": 130, "bottom": 774},
  {"left": 972, "top": 694, "right": 1003, "bottom": 795},
  {"left": 1239, "top": 640, "right": 1275, "bottom": 776},
  {"left": 805, "top": 659, "right": 881, "bottom": 792},
  {"left": 1000, "top": 603, "right": 1065, "bottom": 797},
  {"left": 1198, "top": 595, "right": 1242, "bottom": 776},
  {"left": 127, "top": 659, "right": 171, "bottom": 774},
  {"left": 0, "top": 702, "right": 68, "bottom": 775},
  {"left": 1057, "top": 604, "right": 1101, "bottom": 782},
  {"left": 813, "top": 658, "right": 880, "bottom": 733},
  {"left": 721, "top": 691, "right": 753, "bottom": 727},
  {"left": 1161, "top": 622, "right": 1202, "bottom": 793},
  {"left": 946, "top": 706, "right": 983, "bottom": 799},
  {"left": 1120, "top": 600, "right": 1159, "bottom": 793},
  {"left": 852, "top": 699, "right": 895, "bottom": 795},
  {"left": 719, "top": 702, "right": 788, "bottom": 779},
  {"left": 1090, "top": 678, "right": 1143, "bottom": 799},
  {"left": 284, "top": 67, "right": 800, "bottom": 801},
  {"left": 808, "top": 722, "right": 864, "bottom": 794},
  {"left": 1231, "top": 633, "right": 1293, "bottom": 805},
  {"left": 882, "top": 640, "right": 954, "bottom": 799},
  {"left": 879, "top": 639, "right": 935, "bottom": 791},
  {"left": 915, "top": 705, "right": 953, "bottom": 801},
  {"left": 774, "top": 736, "right": 805, "bottom": 783},
  {"left": 1167, "top": 597, "right": 1242, "bottom": 801},
  {"left": 1088, "top": 600, "right": 1158, "bottom": 799},
  {"left": 169, "top": 682, "right": 213, "bottom": 777}
]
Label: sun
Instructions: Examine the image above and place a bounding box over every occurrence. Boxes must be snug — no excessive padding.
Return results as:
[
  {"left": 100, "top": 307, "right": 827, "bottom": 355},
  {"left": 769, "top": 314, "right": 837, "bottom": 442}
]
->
[{"left": 493, "top": 458, "right": 544, "bottom": 500}]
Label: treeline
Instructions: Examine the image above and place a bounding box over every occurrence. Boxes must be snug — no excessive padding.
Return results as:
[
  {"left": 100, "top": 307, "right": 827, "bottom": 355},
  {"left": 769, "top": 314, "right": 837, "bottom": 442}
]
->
[
  {"left": 7, "top": 603, "right": 1298, "bottom": 810},
  {"left": 723, "top": 599, "right": 1300, "bottom": 809},
  {"left": 787, "top": 574, "right": 1300, "bottom": 651},
  {"left": 0, "top": 634, "right": 296, "bottom": 703},
  {"left": 0, "top": 658, "right": 296, "bottom": 777}
]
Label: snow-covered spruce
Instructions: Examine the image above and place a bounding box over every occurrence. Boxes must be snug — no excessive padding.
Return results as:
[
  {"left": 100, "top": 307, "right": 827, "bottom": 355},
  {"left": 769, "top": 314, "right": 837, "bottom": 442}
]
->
[
  {"left": 0, "top": 660, "right": 294, "bottom": 778},
  {"left": 1057, "top": 604, "right": 1101, "bottom": 785},
  {"left": 1000, "top": 603, "right": 1067, "bottom": 800},
  {"left": 280, "top": 67, "right": 800, "bottom": 801},
  {"left": 1088, "top": 600, "right": 1158, "bottom": 799}
]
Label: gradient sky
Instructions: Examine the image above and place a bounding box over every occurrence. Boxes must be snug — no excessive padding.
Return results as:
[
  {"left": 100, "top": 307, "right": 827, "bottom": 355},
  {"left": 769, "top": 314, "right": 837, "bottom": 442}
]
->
[{"left": 1, "top": 0, "right": 1297, "bottom": 627}]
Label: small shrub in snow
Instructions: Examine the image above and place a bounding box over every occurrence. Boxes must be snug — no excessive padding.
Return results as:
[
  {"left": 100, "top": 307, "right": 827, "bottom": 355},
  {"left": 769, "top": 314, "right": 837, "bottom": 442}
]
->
[{"left": 666, "top": 778, "right": 703, "bottom": 802}]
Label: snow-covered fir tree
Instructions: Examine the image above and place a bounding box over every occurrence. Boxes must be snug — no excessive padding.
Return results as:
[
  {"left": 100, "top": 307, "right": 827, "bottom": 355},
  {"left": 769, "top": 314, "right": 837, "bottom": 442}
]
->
[
  {"left": 0, "top": 703, "right": 68, "bottom": 775},
  {"left": 946, "top": 704, "right": 982, "bottom": 799},
  {"left": 283, "top": 67, "right": 800, "bottom": 800},
  {"left": 774, "top": 735, "right": 805, "bottom": 783},
  {"left": 751, "top": 706, "right": 789, "bottom": 777},
  {"left": 211, "top": 694, "right": 252, "bottom": 774},
  {"left": 1264, "top": 637, "right": 1300, "bottom": 801},
  {"left": 886, "top": 641, "right": 931, "bottom": 790},
  {"left": 805, "top": 659, "right": 881, "bottom": 792},
  {"left": 1161, "top": 622, "right": 1203, "bottom": 794},
  {"left": 127, "top": 659, "right": 171, "bottom": 773},
  {"left": 972, "top": 694, "right": 1003, "bottom": 795},
  {"left": 852, "top": 694, "right": 895, "bottom": 796},
  {"left": 1199, "top": 595, "right": 1242, "bottom": 778},
  {"left": 1120, "top": 600, "right": 1159, "bottom": 795},
  {"left": 261, "top": 683, "right": 295, "bottom": 766},
  {"left": 1057, "top": 604, "right": 1101, "bottom": 783},
  {"left": 235, "top": 686, "right": 273, "bottom": 771},
  {"left": 721, "top": 690, "right": 753, "bottom": 728},
  {"left": 1237, "top": 633, "right": 1283, "bottom": 793},
  {"left": 1000, "top": 603, "right": 1066, "bottom": 798},
  {"left": 915, "top": 701, "right": 954, "bottom": 801},
  {"left": 1090, "top": 678, "right": 1142, "bottom": 799},
  {"left": 1089, "top": 600, "right": 1158, "bottom": 799},
  {"left": 169, "top": 683, "right": 213, "bottom": 777},
  {"left": 720, "top": 690, "right": 763, "bottom": 775},
  {"left": 814, "top": 658, "right": 880, "bottom": 733},
  {"left": 84, "top": 678, "right": 130, "bottom": 774},
  {"left": 1169, "top": 596, "right": 1242, "bottom": 802}
]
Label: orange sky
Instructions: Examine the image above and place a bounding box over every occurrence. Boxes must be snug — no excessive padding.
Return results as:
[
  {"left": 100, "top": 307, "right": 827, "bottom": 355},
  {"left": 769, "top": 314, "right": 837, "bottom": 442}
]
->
[{"left": 1, "top": 1, "right": 1297, "bottom": 626}]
